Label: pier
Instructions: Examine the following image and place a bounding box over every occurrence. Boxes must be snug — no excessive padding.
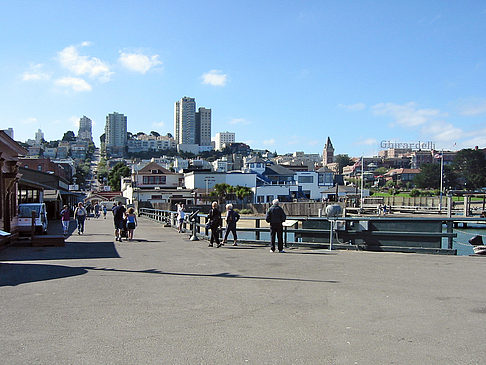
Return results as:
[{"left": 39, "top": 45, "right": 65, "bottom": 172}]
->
[{"left": 1, "top": 216, "right": 485, "bottom": 364}]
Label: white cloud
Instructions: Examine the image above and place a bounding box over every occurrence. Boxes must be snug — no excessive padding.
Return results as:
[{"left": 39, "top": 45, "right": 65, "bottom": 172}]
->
[
  {"left": 70, "top": 116, "right": 80, "bottom": 128},
  {"left": 55, "top": 77, "right": 92, "bottom": 92},
  {"left": 229, "top": 118, "right": 250, "bottom": 125},
  {"left": 356, "top": 138, "right": 377, "bottom": 146},
  {"left": 338, "top": 102, "right": 366, "bottom": 111},
  {"left": 22, "top": 64, "right": 50, "bottom": 81},
  {"left": 372, "top": 102, "right": 442, "bottom": 127},
  {"left": 263, "top": 138, "right": 275, "bottom": 146},
  {"left": 459, "top": 99, "right": 486, "bottom": 116},
  {"left": 153, "top": 121, "right": 165, "bottom": 128},
  {"left": 21, "top": 117, "right": 38, "bottom": 125},
  {"left": 201, "top": 69, "right": 228, "bottom": 86},
  {"left": 58, "top": 44, "right": 112, "bottom": 82},
  {"left": 119, "top": 52, "right": 162, "bottom": 74}
]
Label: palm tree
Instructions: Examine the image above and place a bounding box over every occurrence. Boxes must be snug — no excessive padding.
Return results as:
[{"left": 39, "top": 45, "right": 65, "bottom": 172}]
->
[{"left": 235, "top": 186, "right": 253, "bottom": 207}]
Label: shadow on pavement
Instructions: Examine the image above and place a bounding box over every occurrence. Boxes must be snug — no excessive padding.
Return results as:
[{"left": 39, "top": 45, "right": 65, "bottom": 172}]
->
[
  {"left": 0, "top": 262, "right": 87, "bottom": 287},
  {"left": 84, "top": 266, "right": 340, "bottom": 284},
  {"left": 0, "top": 241, "right": 120, "bottom": 261}
]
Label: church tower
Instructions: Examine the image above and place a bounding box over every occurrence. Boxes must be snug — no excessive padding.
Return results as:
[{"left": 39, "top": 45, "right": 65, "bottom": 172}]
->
[{"left": 322, "top": 137, "right": 334, "bottom": 166}]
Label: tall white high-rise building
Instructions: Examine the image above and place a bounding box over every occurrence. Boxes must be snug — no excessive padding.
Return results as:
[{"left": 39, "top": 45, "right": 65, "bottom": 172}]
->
[
  {"left": 174, "top": 97, "right": 196, "bottom": 145},
  {"left": 105, "top": 112, "right": 127, "bottom": 157},
  {"left": 35, "top": 129, "right": 44, "bottom": 144},
  {"left": 196, "top": 107, "right": 212, "bottom": 146},
  {"left": 215, "top": 131, "right": 235, "bottom": 151},
  {"left": 78, "top": 116, "right": 93, "bottom": 141},
  {"left": 174, "top": 97, "right": 212, "bottom": 150}
]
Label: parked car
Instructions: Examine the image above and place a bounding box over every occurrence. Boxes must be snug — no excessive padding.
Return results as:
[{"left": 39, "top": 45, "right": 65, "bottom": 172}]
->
[{"left": 18, "top": 203, "right": 48, "bottom": 234}]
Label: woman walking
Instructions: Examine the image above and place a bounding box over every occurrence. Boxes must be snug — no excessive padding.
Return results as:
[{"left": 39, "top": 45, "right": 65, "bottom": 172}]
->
[
  {"left": 60, "top": 205, "right": 71, "bottom": 236},
  {"left": 126, "top": 208, "right": 137, "bottom": 241},
  {"left": 222, "top": 203, "right": 240, "bottom": 246},
  {"left": 74, "top": 202, "right": 87, "bottom": 235},
  {"left": 207, "top": 201, "right": 222, "bottom": 247}
]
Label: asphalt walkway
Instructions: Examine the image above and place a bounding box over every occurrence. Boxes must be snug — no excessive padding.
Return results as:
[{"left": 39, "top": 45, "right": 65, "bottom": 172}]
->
[{"left": 1, "top": 216, "right": 485, "bottom": 364}]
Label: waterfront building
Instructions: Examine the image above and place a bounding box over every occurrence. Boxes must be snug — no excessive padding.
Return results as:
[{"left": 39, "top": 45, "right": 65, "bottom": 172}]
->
[
  {"left": 105, "top": 112, "right": 127, "bottom": 157},
  {"left": 322, "top": 137, "right": 334, "bottom": 166},
  {"left": 215, "top": 131, "right": 235, "bottom": 151},
  {"left": 0, "top": 130, "right": 28, "bottom": 242},
  {"left": 78, "top": 116, "right": 93, "bottom": 142}
]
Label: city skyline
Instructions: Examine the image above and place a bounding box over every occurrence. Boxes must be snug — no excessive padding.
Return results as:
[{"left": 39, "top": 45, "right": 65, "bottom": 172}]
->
[{"left": 1, "top": 1, "right": 486, "bottom": 157}]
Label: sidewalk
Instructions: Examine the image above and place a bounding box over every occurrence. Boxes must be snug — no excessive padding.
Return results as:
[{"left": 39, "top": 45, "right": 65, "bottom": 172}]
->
[{"left": 1, "top": 216, "right": 485, "bottom": 364}]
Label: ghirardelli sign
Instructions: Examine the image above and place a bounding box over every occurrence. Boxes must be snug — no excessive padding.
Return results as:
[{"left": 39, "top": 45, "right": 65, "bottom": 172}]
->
[{"left": 380, "top": 140, "right": 435, "bottom": 150}]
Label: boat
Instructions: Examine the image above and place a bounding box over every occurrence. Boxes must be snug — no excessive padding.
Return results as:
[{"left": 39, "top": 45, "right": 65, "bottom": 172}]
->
[{"left": 468, "top": 235, "right": 486, "bottom": 255}]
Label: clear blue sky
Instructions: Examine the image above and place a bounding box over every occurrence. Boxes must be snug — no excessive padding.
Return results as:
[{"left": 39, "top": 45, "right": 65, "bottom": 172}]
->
[{"left": 1, "top": 1, "right": 486, "bottom": 157}]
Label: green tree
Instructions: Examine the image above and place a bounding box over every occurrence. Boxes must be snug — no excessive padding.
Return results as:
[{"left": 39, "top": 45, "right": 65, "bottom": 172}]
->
[
  {"left": 414, "top": 163, "right": 456, "bottom": 190},
  {"left": 452, "top": 149, "right": 486, "bottom": 189},
  {"left": 108, "top": 162, "right": 130, "bottom": 191},
  {"left": 234, "top": 185, "right": 253, "bottom": 206},
  {"left": 209, "top": 183, "right": 233, "bottom": 203},
  {"left": 62, "top": 131, "right": 76, "bottom": 142},
  {"left": 150, "top": 131, "right": 160, "bottom": 137},
  {"left": 97, "top": 158, "right": 109, "bottom": 183},
  {"left": 334, "top": 154, "right": 352, "bottom": 174}
]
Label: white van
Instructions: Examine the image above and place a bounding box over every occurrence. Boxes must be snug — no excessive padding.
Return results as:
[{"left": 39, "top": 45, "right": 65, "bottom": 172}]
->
[{"left": 18, "top": 203, "right": 48, "bottom": 234}]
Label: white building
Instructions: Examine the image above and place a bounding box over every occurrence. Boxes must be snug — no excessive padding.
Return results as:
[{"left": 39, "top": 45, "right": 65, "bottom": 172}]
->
[
  {"left": 127, "top": 135, "right": 176, "bottom": 153},
  {"left": 196, "top": 107, "right": 211, "bottom": 147},
  {"left": 35, "top": 129, "right": 44, "bottom": 144},
  {"left": 78, "top": 116, "right": 92, "bottom": 141},
  {"left": 174, "top": 97, "right": 196, "bottom": 145},
  {"left": 183, "top": 171, "right": 257, "bottom": 191},
  {"left": 174, "top": 97, "right": 212, "bottom": 150},
  {"left": 105, "top": 112, "right": 127, "bottom": 157},
  {"left": 215, "top": 131, "right": 235, "bottom": 151}
]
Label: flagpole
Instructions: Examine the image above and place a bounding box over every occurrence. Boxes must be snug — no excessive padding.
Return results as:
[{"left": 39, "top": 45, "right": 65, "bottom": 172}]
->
[{"left": 439, "top": 150, "right": 444, "bottom": 212}]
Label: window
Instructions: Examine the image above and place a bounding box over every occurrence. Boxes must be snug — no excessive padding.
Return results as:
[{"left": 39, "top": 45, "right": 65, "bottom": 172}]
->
[
  {"left": 298, "top": 176, "right": 313, "bottom": 184},
  {"left": 143, "top": 176, "right": 166, "bottom": 185}
]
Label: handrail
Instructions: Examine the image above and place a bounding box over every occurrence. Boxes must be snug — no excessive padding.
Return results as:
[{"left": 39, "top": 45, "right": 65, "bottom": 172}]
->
[{"left": 138, "top": 207, "right": 463, "bottom": 254}]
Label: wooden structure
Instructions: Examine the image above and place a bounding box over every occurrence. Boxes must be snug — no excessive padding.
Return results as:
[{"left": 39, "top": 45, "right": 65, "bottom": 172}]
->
[{"left": 0, "top": 130, "right": 28, "bottom": 247}]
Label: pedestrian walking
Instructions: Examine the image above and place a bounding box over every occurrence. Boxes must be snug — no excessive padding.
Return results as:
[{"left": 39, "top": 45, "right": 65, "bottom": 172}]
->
[
  {"left": 60, "top": 204, "right": 71, "bottom": 236},
  {"left": 177, "top": 203, "right": 185, "bottom": 233},
  {"left": 112, "top": 201, "right": 126, "bottom": 242},
  {"left": 86, "top": 204, "right": 92, "bottom": 220},
  {"left": 265, "top": 199, "right": 286, "bottom": 253},
  {"left": 126, "top": 207, "right": 138, "bottom": 241},
  {"left": 207, "top": 201, "right": 222, "bottom": 247},
  {"left": 222, "top": 203, "right": 240, "bottom": 246},
  {"left": 102, "top": 204, "right": 107, "bottom": 219},
  {"left": 74, "top": 202, "right": 87, "bottom": 235},
  {"left": 94, "top": 203, "right": 100, "bottom": 218}
]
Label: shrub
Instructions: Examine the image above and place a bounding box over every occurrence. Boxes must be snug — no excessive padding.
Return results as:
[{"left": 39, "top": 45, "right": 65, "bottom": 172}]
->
[{"left": 410, "top": 189, "right": 421, "bottom": 197}]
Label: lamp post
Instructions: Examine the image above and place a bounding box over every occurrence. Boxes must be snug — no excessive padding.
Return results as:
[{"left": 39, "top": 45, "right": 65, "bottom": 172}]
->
[{"left": 439, "top": 150, "right": 444, "bottom": 212}]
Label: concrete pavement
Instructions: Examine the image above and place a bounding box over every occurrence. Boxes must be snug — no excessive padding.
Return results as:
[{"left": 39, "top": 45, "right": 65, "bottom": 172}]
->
[{"left": 1, "top": 216, "right": 485, "bottom": 364}]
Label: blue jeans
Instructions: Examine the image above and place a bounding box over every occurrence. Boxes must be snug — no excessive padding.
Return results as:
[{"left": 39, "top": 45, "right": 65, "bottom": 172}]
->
[{"left": 76, "top": 216, "right": 85, "bottom": 233}]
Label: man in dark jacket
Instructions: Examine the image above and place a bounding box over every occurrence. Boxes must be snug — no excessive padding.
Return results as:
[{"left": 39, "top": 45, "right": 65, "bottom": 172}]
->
[{"left": 265, "top": 199, "right": 286, "bottom": 253}]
